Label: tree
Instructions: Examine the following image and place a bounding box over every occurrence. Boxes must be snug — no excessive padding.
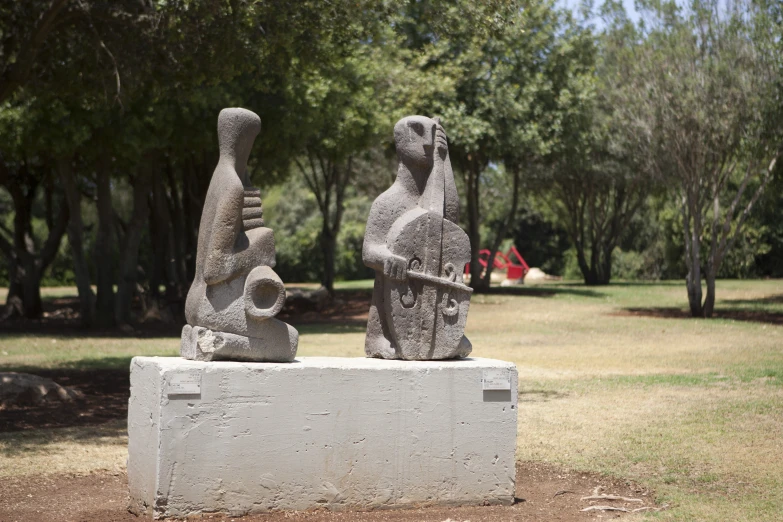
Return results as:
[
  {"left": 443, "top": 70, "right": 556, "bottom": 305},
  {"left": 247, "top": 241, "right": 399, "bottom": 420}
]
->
[
  {"left": 276, "top": 0, "right": 518, "bottom": 295},
  {"left": 0, "top": 0, "right": 157, "bottom": 321},
  {"left": 630, "top": 0, "right": 782, "bottom": 316},
  {"left": 0, "top": 156, "right": 68, "bottom": 319},
  {"left": 0, "top": 0, "right": 403, "bottom": 322},
  {"left": 540, "top": 5, "right": 654, "bottom": 285},
  {"left": 59, "top": 155, "right": 94, "bottom": 325},
  {"left": 0, "top": 0, "right": 73, "bottom": 104},
  {"left": 398, "top": 0, "right": 597, "bottom": 291},
  {"left": 283, "top": 33, "right": 406, "bottom": 294}
]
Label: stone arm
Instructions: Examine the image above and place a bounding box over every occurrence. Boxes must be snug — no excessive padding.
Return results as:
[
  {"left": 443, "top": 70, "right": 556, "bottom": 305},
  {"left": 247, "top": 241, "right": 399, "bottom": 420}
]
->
[
  {"left": 203, "top": 185, "right": 266, "bottom": 285},
  {"left": 363, "top": 192, "right": 410, "bottom": 281},
  {"left": 363, "top": 196, "right": 395, "bottom": 272},
  {"left": 444, "top": 153, "right": 460, "bottom": 224}
]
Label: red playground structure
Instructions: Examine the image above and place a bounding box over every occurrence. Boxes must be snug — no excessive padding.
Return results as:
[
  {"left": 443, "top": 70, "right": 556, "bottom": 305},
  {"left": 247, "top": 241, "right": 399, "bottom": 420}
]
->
[{"left": 465, "top": 245, "right": 530, "bottom": 282}]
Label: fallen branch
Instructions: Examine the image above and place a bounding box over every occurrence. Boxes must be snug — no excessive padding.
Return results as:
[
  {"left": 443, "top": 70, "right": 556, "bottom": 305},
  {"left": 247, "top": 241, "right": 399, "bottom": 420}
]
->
[
  {"left": 581, "top": 494, "right": 643, "bottom": 503},
  {"left": 553, "top": 489, "right": 574, "bottom": 498},
  {"left": 581, "top": 505, "right": 630, "bottom": 512}
]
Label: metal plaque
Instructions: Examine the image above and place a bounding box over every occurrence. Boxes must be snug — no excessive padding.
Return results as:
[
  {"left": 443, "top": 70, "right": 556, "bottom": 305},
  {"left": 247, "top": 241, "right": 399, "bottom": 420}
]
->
[
  {"left": 168, "top": 372, "right": 201, "bottom": 395},
  {"left": 482, "top": 369, "right": 511, "bottom": 391}
]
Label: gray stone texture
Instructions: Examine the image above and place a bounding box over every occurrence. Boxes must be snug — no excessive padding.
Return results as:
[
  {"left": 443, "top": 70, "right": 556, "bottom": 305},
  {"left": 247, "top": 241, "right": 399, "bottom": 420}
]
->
[
  {"left": 0, "top": 372, "right": 83, "bottom": 407},
  {"left": 364, "top": 116, "right": 472, "bottom": 360},
  {"left": 183, "top": 108, "right": 297, "bottom": 362},
  {"left": 181, "top": 324, "right": 297, "bottom": 363},
  {"left": 127, "top": 356, "right": 518, "bottom": 517}
]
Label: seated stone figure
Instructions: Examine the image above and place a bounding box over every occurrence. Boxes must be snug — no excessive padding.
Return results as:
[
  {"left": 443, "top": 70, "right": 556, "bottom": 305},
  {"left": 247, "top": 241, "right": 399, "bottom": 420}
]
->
[
  {"left": 182, "top": 108, "right": 298, "bottom": 362},
  {"left": 363, "top": 115, "right": 472, "bottom": 360}
]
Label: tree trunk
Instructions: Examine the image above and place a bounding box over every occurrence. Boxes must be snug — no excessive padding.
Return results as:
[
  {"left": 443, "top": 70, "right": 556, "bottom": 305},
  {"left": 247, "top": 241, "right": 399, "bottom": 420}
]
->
[
  {"left": 465, "top": 164, "right": 484, "bottom": 292},
  {"left": 182, "top": 159, "right": 198, "bottom": 281},
  {"left": 165, "top": 162, "right": 189, "bottom": 293},
  {"left": 115, "top": 172, "right": 151, "bottom": 326},
  {"left": 480, "top": 164, "right": 521, "bottom": 288},
  {"left": 598, "top": 245, "right": 613, "bottom": 285},
  {"left": 152, "top": 168, "right": 180, "bottom": 299},
  {"left": 5, "top": 258, "right": 21, "bottom": 304},
  {"left": 0, "top": 217, "right": 21, "bottom": 314},
  {"left": 19, "top": 255, "right": 43, "bottom": 319},
  {"left": 4, "top": 167, "right": 68, "bottom": 319},
  {"left": 320, "top": 226, "right": 336, "bottom": 294},
  {"left": 94, "top": 164, "right": 115, "bottom": 327},
  {"left": 15, "top": 204, "right": 69, "bottom": 319},
  {"left": 147, "top": 194, "right": 163, "bottom": 301},
  {"left": 59, "top": 158, "right": 94, "bottom": 326},
  {"left": 703, "top": 270, "right": 716, "bottom": 318},
  {"left": 685, "top": 229, "right": 703, "bottom": 317},
  {"left": 10, "top": 173, "right": 40, "bottom": 318},
  {"left": 574, "top": 238, "right": 591, "bottom": 284},
  {"left": 584, "top": 245, "right": 612, "bottom": 285}
]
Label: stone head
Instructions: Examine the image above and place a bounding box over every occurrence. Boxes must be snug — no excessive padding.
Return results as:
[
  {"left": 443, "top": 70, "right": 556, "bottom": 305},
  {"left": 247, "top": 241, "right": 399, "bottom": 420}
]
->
[
  {"left": 217, "top": 108, "right": 262, "bottom": 172},
  {"left": 393, "top": 115, "right": 443, "bottom": 171}
]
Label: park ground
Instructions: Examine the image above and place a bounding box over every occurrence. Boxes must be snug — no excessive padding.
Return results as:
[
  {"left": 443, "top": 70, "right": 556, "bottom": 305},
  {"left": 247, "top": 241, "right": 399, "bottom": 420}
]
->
[{"left": 1, "top": 279, "right": 782, "bottom": 521}]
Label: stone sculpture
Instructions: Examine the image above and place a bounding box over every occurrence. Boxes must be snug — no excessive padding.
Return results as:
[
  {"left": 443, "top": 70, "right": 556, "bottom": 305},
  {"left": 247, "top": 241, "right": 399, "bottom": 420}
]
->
[
  {"left": 181, "top": 108, "right": 298, "bottom": 362},
  {"left": 363, "top": 116, "right": 472, "bottom": 360}
]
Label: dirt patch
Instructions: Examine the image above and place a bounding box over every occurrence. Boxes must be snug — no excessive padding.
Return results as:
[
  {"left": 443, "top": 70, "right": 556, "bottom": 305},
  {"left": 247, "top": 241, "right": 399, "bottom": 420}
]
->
[
  {"left": 0, "top": 296, "right": 183, "bottom": 337},
  {"left": 0, "top": 462, "right": 658, "bottom": 522},
  {"left": 0, "top": 369, "right": 129, "bottom": 432},
  {"left": 614, "top": 306, "right": 783, "bottom": 326}
]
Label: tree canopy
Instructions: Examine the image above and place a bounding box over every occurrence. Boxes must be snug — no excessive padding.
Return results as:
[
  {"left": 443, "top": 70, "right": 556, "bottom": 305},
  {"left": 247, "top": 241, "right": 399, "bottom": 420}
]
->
[{"left": 1, "top": 0, "right": 782, "bottom": 325}]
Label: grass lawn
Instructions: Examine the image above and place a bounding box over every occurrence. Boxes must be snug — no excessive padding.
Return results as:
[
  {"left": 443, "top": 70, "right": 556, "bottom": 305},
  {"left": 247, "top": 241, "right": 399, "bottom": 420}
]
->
[{"left": 2, "top": 279, "right": 783, "bottom": 520}]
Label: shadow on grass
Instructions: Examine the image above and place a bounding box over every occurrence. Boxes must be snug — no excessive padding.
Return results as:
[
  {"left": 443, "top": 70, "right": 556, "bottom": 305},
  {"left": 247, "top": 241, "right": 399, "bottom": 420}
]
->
[
  {"left": 596, "top": 280, "right": 682, "bottom": 287},
  {"left": 3, "top": 283, "right": 611, "bottom": 339},
  {"left": 483, "top": 286, "right": 606, "bottom": 298},
  {"left": 518, "top": 389, "right": 569, "bottom": 402},
  {"left": 0, "top": 322, "right": 182, "bottom": 339},
  {"left": 0, "top": 356, "right": 138, "bottom": 374},
  {"left": 0, "top": 368, "right": 130, "bottom": 432},
  {"left": 59, "top": 356, "right": 138, "bottom": 371},
  {"left": 2, "top": 288, "right": 375, "bottom": 338},
  {"left": 0, "top": 420, "right": 127, "bottom": 456},
  {"left": 616, "top": 307, "right": 783, "bottom": 326}
]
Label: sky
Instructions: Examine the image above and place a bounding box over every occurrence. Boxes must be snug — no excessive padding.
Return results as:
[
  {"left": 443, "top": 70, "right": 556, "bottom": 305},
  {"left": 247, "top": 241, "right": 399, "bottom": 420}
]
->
[{"left": 559, "top": 0, "right": 642, "bottom": 27}]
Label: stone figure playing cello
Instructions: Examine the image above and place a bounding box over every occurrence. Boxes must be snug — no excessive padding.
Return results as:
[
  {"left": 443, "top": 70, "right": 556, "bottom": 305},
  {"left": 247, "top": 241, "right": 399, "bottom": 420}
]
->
[{"left": 363, "top": 116, "right": 472, "bottom": 360}]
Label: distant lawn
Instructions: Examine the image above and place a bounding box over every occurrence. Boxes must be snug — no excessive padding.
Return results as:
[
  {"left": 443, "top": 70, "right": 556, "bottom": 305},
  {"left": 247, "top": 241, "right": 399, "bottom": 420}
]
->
[
  {"left": 0, "top": 286, "right": 86, "bottom": 302},
  {"left": 1, "top": 279, "right": 783, "bottom": 521}
]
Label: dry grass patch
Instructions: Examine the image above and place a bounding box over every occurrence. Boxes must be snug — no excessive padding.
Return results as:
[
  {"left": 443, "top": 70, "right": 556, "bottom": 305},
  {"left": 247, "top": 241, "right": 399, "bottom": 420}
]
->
[
  {"left": 296, "top": 326, "right": 366, "bottom": 358},
  {"left": 517, "top": 381, "right": 783, "bottom": 520},
  {"left": 467, "top": 281, "right": 783, "bottom": 380},
  {"left": 2, "top": 280, "right": 783, "bottom": 520},
  {"left": 0, "top": 335, "right": 179, "bottom": 370}
]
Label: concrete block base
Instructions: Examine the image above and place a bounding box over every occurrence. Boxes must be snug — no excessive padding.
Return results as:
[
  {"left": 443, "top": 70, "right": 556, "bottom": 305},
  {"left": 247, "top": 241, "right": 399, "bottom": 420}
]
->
[{"left": 128, "top": 356, "right": 518, "bottom": 518}]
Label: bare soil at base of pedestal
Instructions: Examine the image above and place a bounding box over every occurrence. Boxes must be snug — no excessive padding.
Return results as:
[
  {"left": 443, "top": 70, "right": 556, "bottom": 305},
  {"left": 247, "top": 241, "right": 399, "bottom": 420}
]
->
[{"left": 0, "top": 463, "right": 658, "bottom": 522}]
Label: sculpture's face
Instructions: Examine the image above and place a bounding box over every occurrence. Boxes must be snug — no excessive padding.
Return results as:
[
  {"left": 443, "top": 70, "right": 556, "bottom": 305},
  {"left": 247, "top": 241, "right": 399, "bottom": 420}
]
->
[{"left": 394, "top": 116, "right": 438, "bottom": 170}]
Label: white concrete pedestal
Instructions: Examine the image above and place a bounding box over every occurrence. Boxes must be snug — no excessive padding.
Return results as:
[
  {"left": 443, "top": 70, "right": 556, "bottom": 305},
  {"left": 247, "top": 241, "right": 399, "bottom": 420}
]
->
[{"left": 128, "top": 356, "right": 518, "bottom": 518}]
